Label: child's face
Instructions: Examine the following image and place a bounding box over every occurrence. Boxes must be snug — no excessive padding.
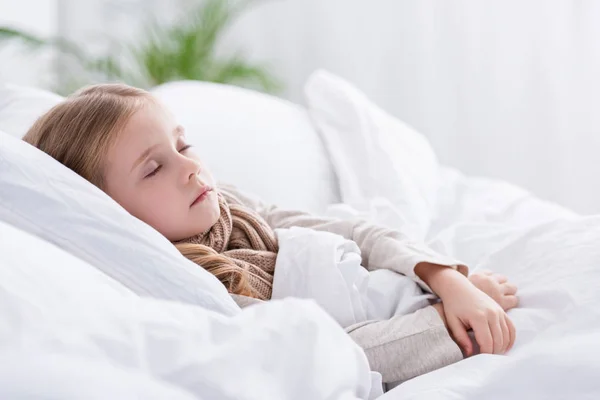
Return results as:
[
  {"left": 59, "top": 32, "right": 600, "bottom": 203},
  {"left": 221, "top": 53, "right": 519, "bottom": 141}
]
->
[{"left": 103, "top": 100, "right": 220, "bottom": 241}]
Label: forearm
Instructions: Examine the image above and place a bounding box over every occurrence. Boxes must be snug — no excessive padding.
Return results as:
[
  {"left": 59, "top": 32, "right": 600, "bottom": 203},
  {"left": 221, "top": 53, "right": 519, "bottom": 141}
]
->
[{"left": 415, "top": 262, "right": 471, "bottom": 298}]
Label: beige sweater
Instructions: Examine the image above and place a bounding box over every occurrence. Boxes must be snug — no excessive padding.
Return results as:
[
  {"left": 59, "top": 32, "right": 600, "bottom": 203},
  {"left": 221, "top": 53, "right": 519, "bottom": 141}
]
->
[
  {"left": 223, "top": 183, "right": 467, "bottom": 384},
  {"left": 221, "top": 183, "right": 468, "bottom": 293}
]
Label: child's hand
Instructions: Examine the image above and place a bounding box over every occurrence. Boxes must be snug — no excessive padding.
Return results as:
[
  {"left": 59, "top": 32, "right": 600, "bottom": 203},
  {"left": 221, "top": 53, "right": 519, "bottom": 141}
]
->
[
  {"left": 416, "top": 264, "right": 516, "bottom": 357},
  {"left": 468, "top": 270, "right": 519, "bottom": 311},
  {"left": 440, "top": 280, "right": 516, "bottom": 357}
]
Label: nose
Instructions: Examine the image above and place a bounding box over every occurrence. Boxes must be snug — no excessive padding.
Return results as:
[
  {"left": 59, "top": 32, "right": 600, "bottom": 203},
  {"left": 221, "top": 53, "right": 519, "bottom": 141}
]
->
[{"left": 181, "top": 155, "right": 201, "bottom": 184}]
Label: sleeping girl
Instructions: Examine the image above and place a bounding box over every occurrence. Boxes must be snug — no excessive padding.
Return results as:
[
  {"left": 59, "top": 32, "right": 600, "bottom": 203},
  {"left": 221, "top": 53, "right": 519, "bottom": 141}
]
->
[{"left": 23, "top": 83, "right": 519, "bottom": 385}]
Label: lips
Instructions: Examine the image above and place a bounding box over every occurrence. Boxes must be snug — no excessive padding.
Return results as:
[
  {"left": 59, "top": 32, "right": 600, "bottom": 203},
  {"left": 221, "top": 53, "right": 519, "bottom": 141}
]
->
[{"left": 191, "top": 186, "right": 213, "bottom": 207}]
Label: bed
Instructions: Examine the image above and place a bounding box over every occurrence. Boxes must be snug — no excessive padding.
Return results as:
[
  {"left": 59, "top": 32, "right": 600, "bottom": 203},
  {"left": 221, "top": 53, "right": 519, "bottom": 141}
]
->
[{"left": 1, "top": 71, "right": 599, "bottom": 399}]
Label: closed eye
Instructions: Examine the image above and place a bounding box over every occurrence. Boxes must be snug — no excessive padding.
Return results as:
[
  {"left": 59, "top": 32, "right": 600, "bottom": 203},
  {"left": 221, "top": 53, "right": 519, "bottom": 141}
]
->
[
  {"left": 179, "top": 144, "right": 193, "bottom": 153},
  {"left": 144, "top": 165, "right": 162, "bottom": 178}
]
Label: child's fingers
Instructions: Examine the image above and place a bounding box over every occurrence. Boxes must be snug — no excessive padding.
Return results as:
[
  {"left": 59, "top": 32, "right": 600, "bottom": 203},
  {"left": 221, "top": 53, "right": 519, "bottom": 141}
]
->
[
  {"left": 502, "top": 282, "right": 518, "bottom": 295},
  {"left": 502, "top": 295, "right": 519, "bottom": 310},
  {"left": 472, "top": 317, "right": 494, "bottom": 354},
  {"left": 499, "top": 316, "right": 510, "bottom": 353},
  {"left": 447, "top": 317, "right": 473, "bottom": 357},
  {"left": 489, "top": 315, "right": 504, "bottom": 354},
  {"left": 494, "top": 274, "right": 508, "bottom": 284},
  {"left": 506, "top": 316, "right": 517, "bottom": 352}
]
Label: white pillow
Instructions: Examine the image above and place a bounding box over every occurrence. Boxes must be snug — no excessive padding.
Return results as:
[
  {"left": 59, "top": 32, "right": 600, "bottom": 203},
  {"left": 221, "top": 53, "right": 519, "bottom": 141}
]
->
[
  {"left": 0, "top": 130, "right": 239, "bottom": 316},
  {"left": 0, "top": 82, "right": 341, "bottom": 213},
  {"left": 304, "top": 70, "right": 440, "bottom": 239},
  {"left": 0, "top": 84, "right": 63, "bottom": 138},
  {"left": 151, "top": 81, "right": 340, "bottom": 212}
]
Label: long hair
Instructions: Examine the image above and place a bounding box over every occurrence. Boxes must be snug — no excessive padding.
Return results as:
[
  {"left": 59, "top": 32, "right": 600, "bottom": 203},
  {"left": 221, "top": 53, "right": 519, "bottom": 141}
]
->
[{"left": 23, "top": 83, "right": 254, "bottom": 297}]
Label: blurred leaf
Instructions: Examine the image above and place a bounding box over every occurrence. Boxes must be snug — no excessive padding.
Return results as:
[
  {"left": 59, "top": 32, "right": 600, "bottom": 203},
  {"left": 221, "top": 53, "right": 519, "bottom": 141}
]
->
[
  {"left": 209, "top": 55, "right": 282, "bottom": 93},
  {"left": 0, "top": 27, "right": 46, "bottom": 49},
  {"left": 0, "top": 0, "right": 282, "bottom": 94},
  {"left": 0, "top": 26, "right": 90, "bottom": 63}
]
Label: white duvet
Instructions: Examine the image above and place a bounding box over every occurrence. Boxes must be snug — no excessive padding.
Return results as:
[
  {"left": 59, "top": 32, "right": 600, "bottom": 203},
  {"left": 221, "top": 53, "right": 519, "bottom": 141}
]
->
[
  {"left": 382, "top": 168, "right": 600, "bottom": 399},
  {"left": 0, "top": 220, "right": 383, "bottom": 400}
]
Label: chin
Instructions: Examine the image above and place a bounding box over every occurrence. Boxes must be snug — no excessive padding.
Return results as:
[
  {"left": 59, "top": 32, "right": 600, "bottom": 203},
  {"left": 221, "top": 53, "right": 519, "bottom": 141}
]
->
[
  {"left": 204, "top": 199, "right": 221, "bottom": 226},
  {"left": 210, "top": 201, "right": 221, "bottom": 222},
  {"left": 210, "top": 195, "right": 221, "bottom": 213},
  {"left": 188, "top": 196, "right": 220, "bottom": 233}
]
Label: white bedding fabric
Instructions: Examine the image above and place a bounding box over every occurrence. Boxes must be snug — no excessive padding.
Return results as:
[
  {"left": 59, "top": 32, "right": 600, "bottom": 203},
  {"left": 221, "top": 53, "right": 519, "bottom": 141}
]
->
[
  {"left": 0, "top": 220, "right": 380, "bottom": 400},
  {"left": 366, "top": 168, "right": 600, "bottom": 399},
  {"left": 0, "top": 84, "right": 63, "bottom": 138},
  {"left": 305, "top": 70, "right": 440, "bottom": 240}
]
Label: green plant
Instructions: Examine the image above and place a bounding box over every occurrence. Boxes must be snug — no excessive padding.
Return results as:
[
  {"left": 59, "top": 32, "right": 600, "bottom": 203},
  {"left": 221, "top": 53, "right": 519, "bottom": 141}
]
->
[{"left": 0, "top": 0, "right": 281, "bottom": 95}]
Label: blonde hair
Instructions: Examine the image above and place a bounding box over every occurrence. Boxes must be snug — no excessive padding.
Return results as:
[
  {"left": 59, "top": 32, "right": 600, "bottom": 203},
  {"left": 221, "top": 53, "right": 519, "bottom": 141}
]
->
[{"left": 23, "top": 83, "right": 254, "bottom": 297}]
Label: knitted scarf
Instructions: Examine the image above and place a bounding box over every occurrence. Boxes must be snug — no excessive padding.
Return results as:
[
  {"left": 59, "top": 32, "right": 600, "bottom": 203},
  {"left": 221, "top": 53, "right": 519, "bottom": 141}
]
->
[{"left": 179, "top": 190, "right": 279, "bottom": 300}]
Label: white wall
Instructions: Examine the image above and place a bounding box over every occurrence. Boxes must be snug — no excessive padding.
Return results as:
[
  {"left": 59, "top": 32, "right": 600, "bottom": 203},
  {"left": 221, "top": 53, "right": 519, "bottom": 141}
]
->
[
  {"left": 0, "top": 0, "right": 58, "bottom": 87},
  {"left": 224, "top": 0, "right": 600, "bottom": 214}
]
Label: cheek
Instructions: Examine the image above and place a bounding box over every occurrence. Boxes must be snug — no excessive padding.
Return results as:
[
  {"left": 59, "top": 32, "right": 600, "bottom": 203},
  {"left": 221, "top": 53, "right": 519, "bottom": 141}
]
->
[
  {"left": 104, "top": 171, "right": 185, "bottom": 239},
  {"left": 137, "top": 185, "right": 182, "bottom": 225},
  {"left": 114, "top": 181, "right": 179, "bottom": 233}
]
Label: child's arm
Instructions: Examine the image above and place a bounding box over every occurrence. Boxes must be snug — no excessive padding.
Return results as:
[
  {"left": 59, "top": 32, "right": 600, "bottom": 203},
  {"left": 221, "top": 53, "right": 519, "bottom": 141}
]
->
[{"left": 219, "top": 183, "right": 468, "bottom": 295}]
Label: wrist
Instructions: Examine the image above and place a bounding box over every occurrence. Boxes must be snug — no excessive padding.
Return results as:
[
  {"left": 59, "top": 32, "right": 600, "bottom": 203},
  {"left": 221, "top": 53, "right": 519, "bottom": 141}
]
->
[{"left": 415, "top": 262, "right": 469, "bottom": 297}]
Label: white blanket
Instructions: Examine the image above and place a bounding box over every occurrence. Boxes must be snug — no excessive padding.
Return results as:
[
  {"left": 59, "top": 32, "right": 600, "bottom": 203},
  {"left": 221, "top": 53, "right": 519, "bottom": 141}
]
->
[
  {"left": 382, "top": 214, "right": 600, "bottom": 399},
  {"left": 369, "top": 169, "right": 600, "bottom": 399},
  {"left": 271, "top": 227, "right": 434, "bottom": 328},
  {"left": 0, "top": 221, "right": 382, "bottom": 400}
]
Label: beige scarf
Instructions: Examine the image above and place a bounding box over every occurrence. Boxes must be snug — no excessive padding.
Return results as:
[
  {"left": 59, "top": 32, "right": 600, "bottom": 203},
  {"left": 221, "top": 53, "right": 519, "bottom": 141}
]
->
[{"left": 181, "top": 190, "right": 279, "bottom": 300}]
